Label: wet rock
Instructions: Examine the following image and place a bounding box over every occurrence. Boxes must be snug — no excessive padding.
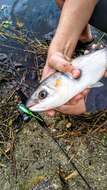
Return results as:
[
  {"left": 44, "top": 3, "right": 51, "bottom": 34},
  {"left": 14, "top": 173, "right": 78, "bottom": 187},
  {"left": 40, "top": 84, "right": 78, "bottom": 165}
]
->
[
  {"left": 1, "top": 0, "right": 60, "bottom": 38},
  {"left": 0, "top": 53, "right": 8, "bottom": 62},
  {"left": 13, "top": 0, "right": 60, "bottom": 37},
  {"left": 1, "top": 0, "right": 107, "bottom": 42}
]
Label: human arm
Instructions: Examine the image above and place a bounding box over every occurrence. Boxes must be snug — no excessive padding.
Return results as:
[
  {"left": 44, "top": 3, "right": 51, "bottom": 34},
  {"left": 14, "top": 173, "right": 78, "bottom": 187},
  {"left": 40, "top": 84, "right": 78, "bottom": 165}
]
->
[{"left": 42, "top": 0, "right": 98, "bottom": 115}]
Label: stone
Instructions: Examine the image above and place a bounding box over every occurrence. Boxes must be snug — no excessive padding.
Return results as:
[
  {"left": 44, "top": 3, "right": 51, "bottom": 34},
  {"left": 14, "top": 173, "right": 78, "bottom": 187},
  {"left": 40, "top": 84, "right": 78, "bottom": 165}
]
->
[{"left": 0, "top": 0, "right": 60, "bottom": 38}]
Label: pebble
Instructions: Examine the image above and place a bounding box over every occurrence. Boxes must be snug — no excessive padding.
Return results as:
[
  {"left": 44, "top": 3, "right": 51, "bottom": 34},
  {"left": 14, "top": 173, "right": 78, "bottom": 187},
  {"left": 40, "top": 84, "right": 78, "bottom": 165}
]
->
[
  {"left": 66, "top": 122, "right": 72, "bottom": 129},
  {"left": 51, "top": 128, "right": 57, "bottom": 133},
  {"left": 66, "top": 145, "right": 71, "bottom": 151},
  {"left": 52, "top": 183, "right": 60, "bottom": 190}
]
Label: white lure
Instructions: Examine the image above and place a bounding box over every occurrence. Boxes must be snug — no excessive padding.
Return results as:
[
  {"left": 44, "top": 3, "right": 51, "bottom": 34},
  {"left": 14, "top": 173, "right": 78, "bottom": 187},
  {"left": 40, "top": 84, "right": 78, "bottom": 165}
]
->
[{"left": 26, "top": 48, "right": 107, "bottom": 112}]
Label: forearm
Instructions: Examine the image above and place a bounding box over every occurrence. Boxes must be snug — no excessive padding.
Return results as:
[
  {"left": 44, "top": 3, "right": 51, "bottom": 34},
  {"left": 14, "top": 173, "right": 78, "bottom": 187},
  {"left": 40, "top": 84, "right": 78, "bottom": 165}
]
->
[{"left": 49, "top": 0, "right": 97, "bottom": 58}]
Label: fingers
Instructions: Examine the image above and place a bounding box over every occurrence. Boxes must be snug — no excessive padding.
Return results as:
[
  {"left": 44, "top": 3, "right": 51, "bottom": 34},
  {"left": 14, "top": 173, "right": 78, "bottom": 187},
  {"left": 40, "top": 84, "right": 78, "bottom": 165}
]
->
[
  {"left": 46, "top": 110, "right": 56, "bottom": 117},
  {"left": 66, "top": 94, "right": 83, "bottom": 105},
  {"left": 49, "top": 53, "right": 72, "bottom": 72},
  {"left": 41, "top": 65, "right": 55, "bottom": 80},
  {"left": 74, "top": 94, "right": 84, "bottom": 101},
  {"left": 45, "top": 89, "right": 88, "bottom": 116},
  {"left": 56, "top": 98, "right": 86, "bottom": 115},
  {"left": 81, "top": 88, "right": 90, "bottom": 96},
  {"left": 104, "top": 71, "right": 107, "bottom": 77},
  {"left": 48, "top": 53, "right": 80, "bottom": 78},
  {"left": 46, "top": 96, "right": 86, "bottom": 116},
  {"left": 68, "top": 89, "right": 90, "bottom": 104},
  {"left": 56, "top": 0, "right": 64, "bottom": 8},
  {"left": 72, "top": 69, "right": 81, "bottom": 79}
]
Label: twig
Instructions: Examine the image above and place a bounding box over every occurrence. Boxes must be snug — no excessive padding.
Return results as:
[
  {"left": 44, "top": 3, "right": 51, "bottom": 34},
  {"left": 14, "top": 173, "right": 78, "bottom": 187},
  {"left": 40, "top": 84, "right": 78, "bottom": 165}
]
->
[
  {"left": 92, "top": 120, "right": 107, "bottom": 134},
  {"left": 0, "top": 44, "right": 36, "bottom": 54},
  {"left": 64, "top": 171, "right": 78, "bottom": 181}
]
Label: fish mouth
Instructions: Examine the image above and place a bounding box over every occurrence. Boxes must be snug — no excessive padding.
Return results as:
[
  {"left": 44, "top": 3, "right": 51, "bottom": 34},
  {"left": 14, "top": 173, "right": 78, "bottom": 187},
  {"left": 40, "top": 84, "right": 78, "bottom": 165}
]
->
[
  {"left": 26, "top": 99, "right": 49, "bottom": 112},
  {"left": 26, "top": 99, "right": 39, "bottom": 109}
]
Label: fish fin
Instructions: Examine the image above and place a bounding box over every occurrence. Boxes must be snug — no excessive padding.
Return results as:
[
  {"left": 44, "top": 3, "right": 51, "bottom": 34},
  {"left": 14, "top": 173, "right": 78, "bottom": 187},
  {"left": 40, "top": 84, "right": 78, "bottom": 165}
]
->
[{"left": 90, "top": 82, "right": 104, "bottom": 88}]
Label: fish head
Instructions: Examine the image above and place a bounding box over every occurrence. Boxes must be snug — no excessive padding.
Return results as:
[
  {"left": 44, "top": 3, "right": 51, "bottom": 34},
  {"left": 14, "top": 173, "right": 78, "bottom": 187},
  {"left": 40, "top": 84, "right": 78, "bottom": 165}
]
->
[
  {"left": 26, "top": 72, "right": 67, "bottom": 112},
  {"left": 26, "top": 48, "right": 107, "bottom": 112}
]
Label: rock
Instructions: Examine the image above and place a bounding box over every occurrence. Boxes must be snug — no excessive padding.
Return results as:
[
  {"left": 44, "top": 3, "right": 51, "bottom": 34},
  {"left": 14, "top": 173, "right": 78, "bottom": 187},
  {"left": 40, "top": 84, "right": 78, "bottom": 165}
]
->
[
  {"left": 1, "top": 1, "right": 107, "bottom": 42},
  {"left": 0, "top": 53, "right": 8, "bottom": 62},
  {"left": 14, "top": 0, "right": 60, "bottom": 37},
  {"left": 0, "top": 0, "right": 60, "bottom": 38}
]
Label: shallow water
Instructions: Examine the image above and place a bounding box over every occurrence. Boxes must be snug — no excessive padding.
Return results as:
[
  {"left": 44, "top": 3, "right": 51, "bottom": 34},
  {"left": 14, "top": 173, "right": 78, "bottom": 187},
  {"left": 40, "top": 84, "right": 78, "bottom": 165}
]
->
[{"left": 0, "top": 0, "right": 60, "bottom": 38}]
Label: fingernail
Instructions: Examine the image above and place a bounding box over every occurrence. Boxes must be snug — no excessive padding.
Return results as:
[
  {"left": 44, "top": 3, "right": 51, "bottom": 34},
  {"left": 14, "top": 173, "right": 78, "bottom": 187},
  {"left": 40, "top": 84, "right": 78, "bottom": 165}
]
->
[
  {"left": 47, "top": 110, "right": 55, "bottom": 116},
  {"left": 82, "top": 89, "right": 90, "bottom": 96},
  {"left": 72, "top": 69, "right": 81, "bottom": 79},
  {"left": 75, "top": 94, "right": 83, "bottom": 101}
]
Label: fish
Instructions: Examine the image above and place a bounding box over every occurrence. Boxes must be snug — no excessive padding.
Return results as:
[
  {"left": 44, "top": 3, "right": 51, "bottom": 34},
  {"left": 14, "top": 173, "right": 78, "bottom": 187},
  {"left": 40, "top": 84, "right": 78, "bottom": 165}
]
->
[{"left": 26, "top": 48, "right": 107, "bottom": 112}]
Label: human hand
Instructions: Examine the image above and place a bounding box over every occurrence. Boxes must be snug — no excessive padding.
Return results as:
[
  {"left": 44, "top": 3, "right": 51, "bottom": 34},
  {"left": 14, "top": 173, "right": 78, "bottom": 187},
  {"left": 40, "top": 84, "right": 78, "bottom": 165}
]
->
[
  {"left": 56, "top": 97, "right": 86, "bottom": 115},
  {"left": 42, "top": 52, "right": 89, "bottom": 116},
  {"left": 104, "top": 71, "right": 107, "bottom": 77},
  {"left": 55, "top": 0, "right": 64, "bottom": 9}
]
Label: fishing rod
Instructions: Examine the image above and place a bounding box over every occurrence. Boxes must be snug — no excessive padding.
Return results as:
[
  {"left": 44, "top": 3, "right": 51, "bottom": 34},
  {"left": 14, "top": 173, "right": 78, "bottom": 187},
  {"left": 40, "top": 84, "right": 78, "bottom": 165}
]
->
[{"left": 18, "top": 103, "right": 92, "bottom": 190}]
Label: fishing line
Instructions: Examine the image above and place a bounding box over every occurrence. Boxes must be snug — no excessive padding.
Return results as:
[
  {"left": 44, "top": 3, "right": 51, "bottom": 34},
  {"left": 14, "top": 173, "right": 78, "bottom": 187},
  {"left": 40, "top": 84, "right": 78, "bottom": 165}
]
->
[{"left": 18, "top": 104, "right": 92, "bottom": 190}]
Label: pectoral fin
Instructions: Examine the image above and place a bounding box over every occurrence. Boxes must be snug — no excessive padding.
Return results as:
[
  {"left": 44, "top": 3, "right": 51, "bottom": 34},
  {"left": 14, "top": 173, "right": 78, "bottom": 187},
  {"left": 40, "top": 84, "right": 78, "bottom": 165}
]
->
[{"left": 90, "top": 82, "right": 104, "bottom": 88}]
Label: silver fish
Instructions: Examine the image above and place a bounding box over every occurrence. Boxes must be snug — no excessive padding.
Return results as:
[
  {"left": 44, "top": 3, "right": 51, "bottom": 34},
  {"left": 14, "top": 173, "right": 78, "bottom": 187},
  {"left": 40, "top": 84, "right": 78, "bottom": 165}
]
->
[{"left": 26, "top": 48, "right": 107, "bottom": 112}]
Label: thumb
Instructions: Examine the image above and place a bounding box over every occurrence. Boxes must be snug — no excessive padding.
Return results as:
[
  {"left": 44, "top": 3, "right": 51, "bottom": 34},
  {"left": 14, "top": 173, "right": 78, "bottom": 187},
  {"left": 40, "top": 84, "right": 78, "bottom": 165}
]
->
[{"left": 48, "top": 53, "right": 80, "bottom": 78}]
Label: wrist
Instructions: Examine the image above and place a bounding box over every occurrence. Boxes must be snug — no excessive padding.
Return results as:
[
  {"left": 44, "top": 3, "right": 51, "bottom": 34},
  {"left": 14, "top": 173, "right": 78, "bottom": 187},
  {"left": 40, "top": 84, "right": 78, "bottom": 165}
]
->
[{"left": 48, "top": 36, "right": 76, "bottom": 59}]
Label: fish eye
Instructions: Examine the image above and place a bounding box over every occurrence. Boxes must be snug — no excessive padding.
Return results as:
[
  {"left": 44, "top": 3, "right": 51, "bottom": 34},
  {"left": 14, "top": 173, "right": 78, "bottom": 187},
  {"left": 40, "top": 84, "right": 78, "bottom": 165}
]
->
[{"left": 38, "top": 90, "right": 48, "bottom": 100}]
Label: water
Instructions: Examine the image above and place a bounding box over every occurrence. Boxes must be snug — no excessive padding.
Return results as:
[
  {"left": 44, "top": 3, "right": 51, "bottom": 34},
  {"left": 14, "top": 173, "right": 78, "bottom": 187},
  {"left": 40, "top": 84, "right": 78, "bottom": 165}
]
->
[
  {"left": 0, "top": 0, "right": 60, "bottom": 38},
  {"left": 1, "top": 0, "right": 107, "bottom": 41}
]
